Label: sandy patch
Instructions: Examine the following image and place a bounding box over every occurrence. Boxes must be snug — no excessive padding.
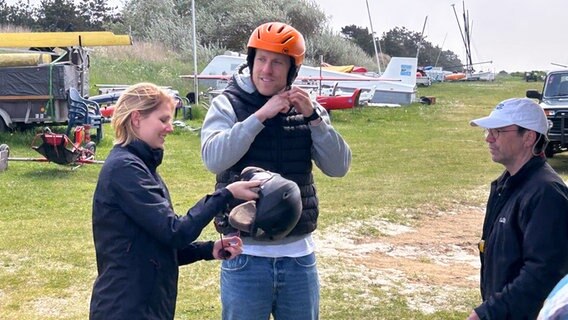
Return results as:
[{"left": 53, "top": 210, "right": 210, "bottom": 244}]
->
[{"left": 315, "top": 204, "right": 485, "bottom": 313}]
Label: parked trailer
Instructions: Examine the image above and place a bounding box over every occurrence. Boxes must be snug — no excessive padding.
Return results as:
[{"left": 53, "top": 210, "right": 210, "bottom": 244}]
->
[
  {"left": 0, "top": 32, "right": 132, "bottom": 137},
  {"left": 0, "top": 62, "right": 81, "bottom": 132}
]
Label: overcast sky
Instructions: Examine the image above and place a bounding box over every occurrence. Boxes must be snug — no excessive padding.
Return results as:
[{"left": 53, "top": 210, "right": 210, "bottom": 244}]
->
[
  {"left": 5, "top": 0, "right": 566, "bottom": 72},
  {"left": 311, "top": 0, "right": 567, "bottom": 72}
]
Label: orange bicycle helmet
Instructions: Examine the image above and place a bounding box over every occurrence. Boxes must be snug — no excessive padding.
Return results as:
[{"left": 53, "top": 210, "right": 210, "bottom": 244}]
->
[
  {"left": 246, "top": 22, "right": 305, "bottom": 87},
  {"left": 247, "top": 22, "right": 305, "bottom": 66}
]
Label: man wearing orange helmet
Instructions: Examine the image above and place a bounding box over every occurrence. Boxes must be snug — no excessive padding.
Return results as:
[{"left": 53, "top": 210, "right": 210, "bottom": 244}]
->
[{"left": 201, "top": 22, "right": 351, "bottom": 319}]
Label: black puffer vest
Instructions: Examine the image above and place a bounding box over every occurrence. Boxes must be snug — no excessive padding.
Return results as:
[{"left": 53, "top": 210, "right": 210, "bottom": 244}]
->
[{"left": 214, "top": 78, "right": 318, "bottom": 237}]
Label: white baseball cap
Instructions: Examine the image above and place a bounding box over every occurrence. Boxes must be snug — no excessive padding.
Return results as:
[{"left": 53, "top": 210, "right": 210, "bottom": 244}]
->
[{"left": 470, "top": 98, "right": 549, "bottom": 135}]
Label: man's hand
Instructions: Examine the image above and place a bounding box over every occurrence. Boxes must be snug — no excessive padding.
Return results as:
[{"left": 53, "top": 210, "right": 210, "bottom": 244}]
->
[
  {"left": 287, "top": 86, "right": 314, "bottom": 117},
  {"left": 254, "top": 93, "right": 291, "bottom": 122}
]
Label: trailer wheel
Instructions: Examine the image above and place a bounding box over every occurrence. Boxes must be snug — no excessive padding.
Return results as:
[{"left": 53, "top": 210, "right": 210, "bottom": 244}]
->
[
  {"left": 85, "top": 141, "right": 97, "bottom": 155},
  {"left": 0, "top": 143, "right": 9, "bottom": 153},
  {"left": 0, "top": 117, "right": 7, "bottom": 133}
]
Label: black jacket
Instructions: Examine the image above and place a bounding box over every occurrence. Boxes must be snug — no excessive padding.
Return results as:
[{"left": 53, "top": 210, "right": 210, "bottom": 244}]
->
[
  {"left": 475, "top": 156, "right": 568, "bottom": 320},
  {"left": 90, "top": 140, "right": 233, "bottom": 320}
]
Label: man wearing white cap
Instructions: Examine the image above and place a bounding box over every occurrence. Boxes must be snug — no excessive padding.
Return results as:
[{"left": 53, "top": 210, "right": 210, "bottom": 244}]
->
[{"left": 467, "top": 98, "right": 568, "bottom": 320}]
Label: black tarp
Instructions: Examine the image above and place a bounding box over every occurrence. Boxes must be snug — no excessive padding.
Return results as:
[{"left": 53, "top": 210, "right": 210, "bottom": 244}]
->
[{"left": 0, "top": 64, "right": 80, "bottom": 99}]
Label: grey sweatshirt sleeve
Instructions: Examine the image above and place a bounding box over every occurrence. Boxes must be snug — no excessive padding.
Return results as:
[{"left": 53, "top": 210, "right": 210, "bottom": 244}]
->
[
  {"left": 201, "top": 93, "right": 351, "bottom": 178},
  {"left": 200, "top": 94, "right": 265, "bottom": 174},
  {"left": 309, "top": 103, "right": 352, "bottom": 177}
]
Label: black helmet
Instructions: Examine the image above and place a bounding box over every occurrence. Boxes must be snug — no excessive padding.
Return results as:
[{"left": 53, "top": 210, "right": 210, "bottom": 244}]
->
[{"left": 229, "top": 167, "right": 302, "bottom": 241}]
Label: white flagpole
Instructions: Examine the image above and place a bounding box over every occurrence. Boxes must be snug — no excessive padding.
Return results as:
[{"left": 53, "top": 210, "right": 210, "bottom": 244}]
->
[
  {"left": 192, "top": 0, "right": 199, "bottom": 105},
  {"left": 365, "top": 0, "right": 382, "bottom": 74}
]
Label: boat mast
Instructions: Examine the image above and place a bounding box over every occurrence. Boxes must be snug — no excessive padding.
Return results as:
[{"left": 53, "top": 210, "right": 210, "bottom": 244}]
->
[
  {"left": 365, "top": 0, "right": 382, "bottom": 74},
  {"left": 462, "top": 1, "right": 474, "bottom": 74},
  {"left": 434, "top": 33, "right": 447, "bottom": 67},
  {"left": 451, "top": 1, "right": 473, "bottom": 75},
  {"left": 416, "top": 15, "right": 428, "bottom": 59}
]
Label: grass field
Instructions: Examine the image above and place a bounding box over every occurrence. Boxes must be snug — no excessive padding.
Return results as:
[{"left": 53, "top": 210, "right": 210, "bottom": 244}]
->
[{"left": 2, "top": 69, "right": 568, "bottom": 319}]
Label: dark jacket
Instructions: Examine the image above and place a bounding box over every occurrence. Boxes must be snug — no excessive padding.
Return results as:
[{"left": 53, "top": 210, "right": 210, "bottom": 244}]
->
[
  {"left": 215, "top": 81, "right": 318, "bottom": 237},
  {"left": 90, "top": 140, "right": 233, "bottom": 320},
  {"left": 475, "top": 156, "right": 568, "bottom": 320}
]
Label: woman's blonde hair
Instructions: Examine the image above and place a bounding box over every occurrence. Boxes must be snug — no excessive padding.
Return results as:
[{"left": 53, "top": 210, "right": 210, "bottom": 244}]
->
[{"left": 111, "top": 82, "right": 175, "bottom": 146}]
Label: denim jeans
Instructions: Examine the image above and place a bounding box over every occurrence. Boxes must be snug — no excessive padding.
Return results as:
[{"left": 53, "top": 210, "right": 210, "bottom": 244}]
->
[{"left": 220, "top": 253, "right": 319, "bottom": 320}]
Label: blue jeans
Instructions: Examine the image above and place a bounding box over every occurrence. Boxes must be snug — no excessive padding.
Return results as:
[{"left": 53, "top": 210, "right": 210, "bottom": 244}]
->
[{"left": 220, "top": 253, "right": 319, "bottom": 320}]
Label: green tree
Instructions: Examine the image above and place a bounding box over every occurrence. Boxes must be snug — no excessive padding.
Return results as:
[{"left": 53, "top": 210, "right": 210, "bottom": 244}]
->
[
  {"left": 36, "top": 0, "right": 82, "bottom": 31},
  {"left": 77, "top": 0, "right": 121, "bottom": 31},
  {"left": 115, "top": 0, "right": 376, "bottom": 69},
  {"left": 340, "top": 25, "right": 375, "bottom": 56},
  {"left": 1, "top": 1, "right": 37, "bottom": 28},
  {"left": 195, "top": 0, "right": 283, "bottom": 51},
  {"left": 1, "top": 0, "right": 119, "bottom": 32},
  {"left": 380, "top": 27, "right": 464, "bottom": 70},
  {"left": 275, "top": 0, "right": 327, "bottom": 38},
  {"left": 0, "top": 0, "right": 7, "bottom": 23},
  {"left": 379, "top": 27, "right": 421, "bottom": 59},
  {"left": 308, "top": 28, "right": 387, "bottom": 72},
  {"left": 121, "top": 0, "right": 175, "bottom": 38},
  {"left": 341, "top": 25, "right": 463, "bottom": 71},
  {"left": 429, "top": 48, "right": 463, "bottom": 71},
  {"left": 119, "top": 0, "right": 328, "bottom": 58}
]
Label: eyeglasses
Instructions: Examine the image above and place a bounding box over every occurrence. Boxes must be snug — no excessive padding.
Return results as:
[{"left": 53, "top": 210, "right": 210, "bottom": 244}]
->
[{"left": 484, "top": 128, "right": 519, "bottom": 139}]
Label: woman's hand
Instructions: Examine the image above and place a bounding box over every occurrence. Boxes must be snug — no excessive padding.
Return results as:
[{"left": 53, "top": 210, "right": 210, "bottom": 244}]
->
[
  {"left": 226, "top": 180, "right": 261, "bottom": 201},
  {"left": 213, "top": 236, "right": 243, "bottom": 260},
  {"left": 466, "top": 310, "right": 480, "bottom": 320}
]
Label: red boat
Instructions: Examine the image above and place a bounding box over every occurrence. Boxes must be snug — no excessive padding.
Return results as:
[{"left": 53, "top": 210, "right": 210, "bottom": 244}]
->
[{"left": 316, "top": 88, "right": 362, "bottom": 111}]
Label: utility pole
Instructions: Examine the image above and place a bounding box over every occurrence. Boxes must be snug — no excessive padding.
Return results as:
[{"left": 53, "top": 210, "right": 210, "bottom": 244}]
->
[{"left": 451, "top": 2, "right": 473, "bottom": 74}]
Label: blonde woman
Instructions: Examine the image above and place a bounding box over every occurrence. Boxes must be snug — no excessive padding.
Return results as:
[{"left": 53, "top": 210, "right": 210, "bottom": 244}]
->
[{"left": 90, "top": 83, "right": 260, "bottom": 319}]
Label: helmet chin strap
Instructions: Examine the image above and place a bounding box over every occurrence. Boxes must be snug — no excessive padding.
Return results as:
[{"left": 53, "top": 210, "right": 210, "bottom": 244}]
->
[
  {"left": 248, "top": 48, "right": 298, "bottom": 89},
  {"left": 286, "top": 60, "right": 299, "bottom": 87}
]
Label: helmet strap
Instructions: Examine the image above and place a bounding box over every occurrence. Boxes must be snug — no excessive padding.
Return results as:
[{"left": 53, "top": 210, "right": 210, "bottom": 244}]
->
[
  {"left": 246, "top": 48, "right": 256, "bottom": 75},
  {"left": 286, "top": 58, "right": 299, "bottom": 87},
  {"left": 248, "top": 48, "right": 299, "bottom": 89}
]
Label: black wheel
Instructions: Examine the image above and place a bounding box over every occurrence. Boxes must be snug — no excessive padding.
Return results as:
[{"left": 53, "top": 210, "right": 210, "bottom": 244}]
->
[
  {"left": 94, "top": 126, "right": 103, "bottom": 144},
  {"left": 85, "top": 141, "right": 96, "bottom": 154},
  {"left": 83, "top": 141, "right": 97, "bottom": 160},
  {"left": 185, "top": 107, "right": 193, "bottom": 120},
  {"left": 0, "top": 117, "right": 7, "bottom": 133}
]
